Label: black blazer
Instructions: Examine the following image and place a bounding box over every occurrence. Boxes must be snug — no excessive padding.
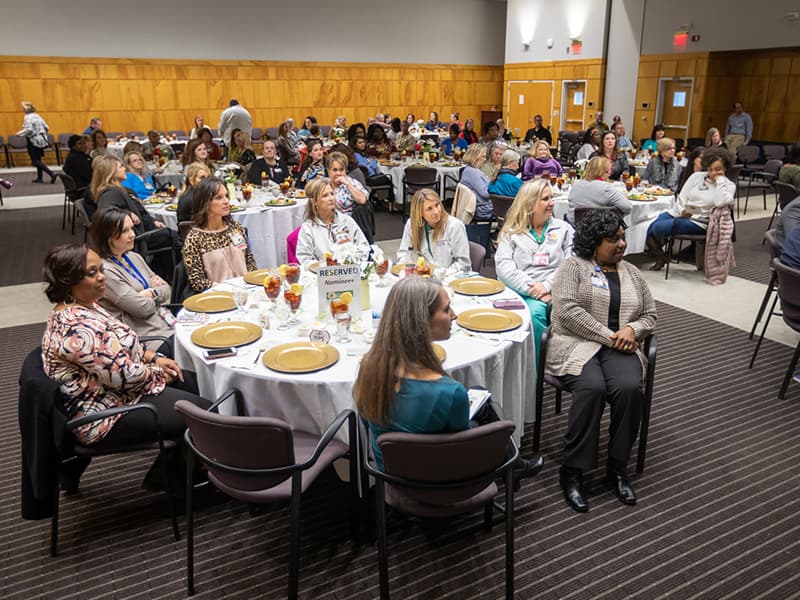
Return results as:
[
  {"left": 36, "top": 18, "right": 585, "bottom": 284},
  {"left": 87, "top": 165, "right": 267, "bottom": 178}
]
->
[
  {"left": 63, "top": 150, "right": 93, "bottom": 190},
  {"left": 97, "top": 186, "right": 156, "bottom": 233},
  {"left": 246, "top": 157, "right": 290, "bottom": 185}
]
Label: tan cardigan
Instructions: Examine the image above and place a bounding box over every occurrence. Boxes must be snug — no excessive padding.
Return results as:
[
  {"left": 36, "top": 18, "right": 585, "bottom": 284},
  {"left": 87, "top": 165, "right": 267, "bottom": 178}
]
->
[{"left": 546, "top": 256, "right": 657, "bottom": 377}]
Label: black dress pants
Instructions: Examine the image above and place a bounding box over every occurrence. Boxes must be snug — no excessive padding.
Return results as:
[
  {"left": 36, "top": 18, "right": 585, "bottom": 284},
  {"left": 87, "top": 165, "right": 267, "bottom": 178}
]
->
[{"left": 560, "top": 347, "right": 643, "bottom": 472}]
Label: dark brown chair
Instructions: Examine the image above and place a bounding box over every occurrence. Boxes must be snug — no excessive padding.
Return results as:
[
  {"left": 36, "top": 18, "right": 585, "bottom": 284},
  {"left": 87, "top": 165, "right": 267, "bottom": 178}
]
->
[
  {"left": 18, "top": 345, "right": 187, "bottom": 556},
  {"left": 766, "top": 181, "right": 800, "bottom": 237},
  {"left": 6, "top": 134, "right": 28, "bottom": 167},
  {"left": 736, "top": 144, "right": 764, "bottom": 171},
  {"left": 762, "top": 144, "right": 787, "bottom": 162},
  {"left": 442, "top": 166, "right": 466, "bottom": 207},
  {"left": 748, "top": 229, "right": 782, "bottom": 368},
  {"left": 489, "top": 193, "right": 514, "bottom": 226},
  {"left": 402, "top": 166, "right": 440, "bottom": 222},
  {"left": 168, "top": 129, "right": 187, "bottom": 140},
  {"left": 0, "top": 134, "right": 8, "bottom": 167},
  {"left": 175, "top": 400, "right": 359, "bottom": 599},
  {"left": 726, "top": 164, "right": 744, "bottom": 217},
  {"left": 72, "top": 198, "right": 91, "bottom": 242},
  {"left": 177, "top": 220, "right": 193, "bottom": 241},
  {"left": 362, "top": 418, "right": 519, "bottom": 600},
  {"left": 741, "top": 159, "right": 783, "bottom": 214},
  {"left": 55, "top": 172, "right": 82, "bottom": 233},
  {"left": 468, "top": 240, "right": 486, "bottom": 272},
  {"left": 771, "top": 257, "right": 800, "bottom": 399},
  {"left": 534, "top": 327, "right": 657, "bottom": 473}
]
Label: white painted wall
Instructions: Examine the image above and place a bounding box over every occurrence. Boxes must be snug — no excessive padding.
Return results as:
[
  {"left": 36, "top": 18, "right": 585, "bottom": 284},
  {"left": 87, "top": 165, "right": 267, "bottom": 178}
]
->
[
  {"left": 604, "top": 0, "right": 644, "bottom": 129},
  {"left": 505, "top": 0, "right": 610, "bottom": 63},
  {"left": 0, "top": 0, "right": 506, "bottom": 65},
  {"left": 641, "top": 0, "right": 800, "bottom": 54}
]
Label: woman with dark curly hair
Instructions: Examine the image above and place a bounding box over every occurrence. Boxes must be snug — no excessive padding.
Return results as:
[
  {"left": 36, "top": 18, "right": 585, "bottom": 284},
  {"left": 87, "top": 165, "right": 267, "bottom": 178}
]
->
[
  {"left": 548, "top": 209, "right": 657, "bottom": 512},
  {"left": 645, "top": 146, "right": 734, "bottom": 270}
]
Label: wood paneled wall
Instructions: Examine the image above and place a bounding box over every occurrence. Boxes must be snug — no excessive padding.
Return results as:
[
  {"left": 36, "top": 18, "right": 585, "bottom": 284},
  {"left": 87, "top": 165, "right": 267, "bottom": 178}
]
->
[
  {"left": 632, "top": 53, "right": 709, "bottom": 144},
  {"left": 0, "top": 56, "right": 504, "bottom": 141},
  {"left": 503, "top": 59, "right": 606, "bottom": 139},
  {"left": 633, "top": 49, "right": 800, "bottom": 144},
  {"left": 703, "top": 48, "right": 800, "bottom": 142}
]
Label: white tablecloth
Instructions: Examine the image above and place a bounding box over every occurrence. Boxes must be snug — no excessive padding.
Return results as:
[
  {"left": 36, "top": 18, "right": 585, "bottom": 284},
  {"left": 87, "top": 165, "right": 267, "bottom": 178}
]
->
[
  {"left": 147, "top": 193, "right": 307, "bottom": 267},
  {"left": 553, "top": 185, "right": 673, "bottom": 254},
  {"left": 175, "top": 272, "right": 535, "bottom": 444},
  {"left": 377, "top": 161, "right": 463, "bottom": 206}
]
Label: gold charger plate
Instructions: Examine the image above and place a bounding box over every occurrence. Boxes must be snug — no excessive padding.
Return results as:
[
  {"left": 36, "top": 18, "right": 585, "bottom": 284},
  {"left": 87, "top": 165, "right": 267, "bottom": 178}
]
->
[
  {"left": 457, "top": 308, "right": 522, "bottom": 333},
  {"left": 165, "top": 204, "right": 178, "bottom": 211},
  {"left": 308, "top": 262, "right": 320, "bottom": 274},
  {"left": 263, "top": 342, "right": 340, "bottom": 374},
  {"left": 264, "top": 198, "right": 297, "bottom": 207},
  {"left": 183, "top": 291, "right": 236, "bottom": 313},
  {"left": 229, "top": 205, "right": 244, "bottom": 212},
  {"left": 450, "top": 277, "right": 505, "bottom": 296},
  {"left": 433, "top": 343, "right": 446, "bottom": 362},
  {"left": 243, "top": 269, "right": 271, "bottom": 285},
  {"left": 644, "top": 187, "right": 673, "bottom": 196},
  {"left": 391, "top": 263, "right": 404, "bottom": 276},
  {"left": 191, "top": 321, "right": 262, "bottom": 349}
]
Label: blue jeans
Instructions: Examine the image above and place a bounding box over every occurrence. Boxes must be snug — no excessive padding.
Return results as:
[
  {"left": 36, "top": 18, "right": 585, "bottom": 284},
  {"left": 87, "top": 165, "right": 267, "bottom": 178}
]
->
[{"left": 646, "top": 212, "right": 705, "bottom": 243}]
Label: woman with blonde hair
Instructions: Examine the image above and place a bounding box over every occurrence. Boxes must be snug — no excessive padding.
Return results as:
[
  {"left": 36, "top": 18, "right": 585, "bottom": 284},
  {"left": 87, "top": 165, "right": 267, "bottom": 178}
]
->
[
  {"left": 121, "top": 151, "right": 156, "bottom": 200},
  {"left": 567, "top": 156, "right": 631, "bottom": 223},
  {"left": 642, "top": 137, "right": 682, "bottom": 192},
  {"left": 227, "top": 128, "right": 256, "bottom": 166},
  {"left": 17, "top": 101, "right": 56, "bottom": 183},
  {"left": 397, "top": 189, "right": 470, "bottom": 271},
  {"left": 177, "top": 162, "right": 212, "bottom": 223},
  {"left": 495, "top": 179, "right": 574, "bottom": 356},
  {"left": 488, "top": 149, "right": 523, "bottom": 197},
  {"left": 88, "top": 154, "right": 128, "bottom": 219},
  {"left": 481, "top": 141, "right": 506, "bottom": 180},
  {"left": 459, "top": 143, "right": 493, "bottom": 220},
  {"left": 295, "top": 177, "right": 368, "bottom": 265},
  {"left": 523, "top": 140, "right": 563, "bottom": 181}
]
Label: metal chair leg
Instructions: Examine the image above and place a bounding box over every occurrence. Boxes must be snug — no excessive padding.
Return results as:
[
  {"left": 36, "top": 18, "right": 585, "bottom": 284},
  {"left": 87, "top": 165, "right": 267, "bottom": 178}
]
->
[
  {"left": 749, "top": 272, "right": 776, "bottom": 339},
  {"left": 750, "top": 293, "right": 779, "bottom": 369},
  {"left": 778, "top": 340, "right": 800, "bottom": 399}
]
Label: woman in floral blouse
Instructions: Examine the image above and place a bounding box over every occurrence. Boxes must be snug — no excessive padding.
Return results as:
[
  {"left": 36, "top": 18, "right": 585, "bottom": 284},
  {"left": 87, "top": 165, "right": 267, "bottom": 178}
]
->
[
  {"left": 182, "top": 177, "right": 258, "bottom": 292},
  {"left": 41, "top": 243, "right": 209, "bottom": 448}
]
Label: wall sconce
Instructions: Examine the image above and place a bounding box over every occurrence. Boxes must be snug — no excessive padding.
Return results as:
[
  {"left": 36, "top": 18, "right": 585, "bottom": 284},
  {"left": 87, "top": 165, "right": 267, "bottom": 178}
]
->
[{"left": 570, "top": 38, "right": 583, "bottom": 55}]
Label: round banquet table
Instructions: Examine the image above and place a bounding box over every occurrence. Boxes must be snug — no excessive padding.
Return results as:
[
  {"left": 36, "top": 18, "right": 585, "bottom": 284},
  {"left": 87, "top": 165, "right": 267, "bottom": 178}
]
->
[
  {"left": 146, "top": 192, "right": 307, "bottom": 267},
  {"left": 377, "top": 160, "right": 463, "bottom": 206},
  {"left": 174, "top": 271, "right": 535, "bottom": 444},
  {"left": 552, "top": 183, "right": 674, "bottom": 254}
]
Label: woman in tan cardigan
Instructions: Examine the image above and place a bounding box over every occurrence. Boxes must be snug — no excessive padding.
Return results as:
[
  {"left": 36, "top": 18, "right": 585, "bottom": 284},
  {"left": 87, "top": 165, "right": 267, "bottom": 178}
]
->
[{"left": 548, "top": 209, "right": 657, "bottom": 513}]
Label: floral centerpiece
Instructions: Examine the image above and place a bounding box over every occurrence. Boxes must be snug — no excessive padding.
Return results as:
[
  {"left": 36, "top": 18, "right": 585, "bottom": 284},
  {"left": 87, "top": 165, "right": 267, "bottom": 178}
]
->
[{"left": 327, "top": 243, "right": 381, "bottom": 310}]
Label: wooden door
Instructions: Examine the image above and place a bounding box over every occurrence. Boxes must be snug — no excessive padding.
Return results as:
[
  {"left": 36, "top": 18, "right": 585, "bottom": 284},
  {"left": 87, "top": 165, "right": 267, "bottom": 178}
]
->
[
  {"left": 660, "top": 79, "right": 693, "bottom": 145},
  {"left": 563, "top": 82, "right": 586, "bottom": 131},
  {"left": 507, "top": 82, "right": 553, "bottom": 140}
]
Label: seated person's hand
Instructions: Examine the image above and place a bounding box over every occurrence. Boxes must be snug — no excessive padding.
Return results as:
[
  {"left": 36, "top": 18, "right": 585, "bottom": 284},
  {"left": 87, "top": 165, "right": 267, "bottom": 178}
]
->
[
  {"left": 681, "top": 209, "right": 693, "bottom": 218},
  {"left": 527, "top": 282, "right": 547, "bottom": 300},
  {"left": 131, "top": 214, "right": 142, "bottom": 226},
  {"left": 155, "top": 356, "right": 183, "bottom": 383},
  {"left": 154, "top": 221, "right": 165, "bottom": 228},
  {"left": 149, "top": 274, "right": 167, "bottom": 287},
  {"left": 609, "top": 325, "right": 638, "bottom": 353}
]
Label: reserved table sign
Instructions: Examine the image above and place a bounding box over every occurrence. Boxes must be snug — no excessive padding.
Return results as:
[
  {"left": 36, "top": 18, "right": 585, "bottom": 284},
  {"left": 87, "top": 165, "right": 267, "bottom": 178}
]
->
[{"left": 317, "top": 264, "right": 361, "bottom": 317}]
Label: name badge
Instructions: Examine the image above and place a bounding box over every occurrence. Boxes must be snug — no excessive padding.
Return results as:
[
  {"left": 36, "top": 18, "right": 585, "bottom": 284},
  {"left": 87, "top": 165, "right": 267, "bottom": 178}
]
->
[
  {"left": 590, "top": 275, "right": 608, "bottom": 289},
  {"left": 532, "top": 251, "right": 549, "bottom": 266},
  {"left": 229, "top": 231, "right": 247, "bottom": 250},
  {"left": 435, "top": 239, "right": 449, "bottom": 247},
  {"left": 335, "top": 229, "right": 351, "bottom": 245}
]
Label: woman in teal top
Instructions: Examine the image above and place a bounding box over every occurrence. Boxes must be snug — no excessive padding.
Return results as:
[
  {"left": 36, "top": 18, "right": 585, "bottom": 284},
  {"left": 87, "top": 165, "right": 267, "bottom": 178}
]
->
[
  {"left": 488, "top": 149, "right": 523, "bottom": 197},
  {"left": 354, "top": 277, "right": 466, "bottom": 469},
  {"left": 353, "top": 276, "right": 543, "bottom": 483},
  {"left": 642, "top": 124, "right": 665, "bottom": 154}
]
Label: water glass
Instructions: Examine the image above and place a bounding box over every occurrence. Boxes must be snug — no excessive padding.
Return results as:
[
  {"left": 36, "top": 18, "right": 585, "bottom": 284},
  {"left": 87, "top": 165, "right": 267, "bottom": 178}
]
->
[{"left": 334, "top": 309, "right": 352, "bottom": 343}]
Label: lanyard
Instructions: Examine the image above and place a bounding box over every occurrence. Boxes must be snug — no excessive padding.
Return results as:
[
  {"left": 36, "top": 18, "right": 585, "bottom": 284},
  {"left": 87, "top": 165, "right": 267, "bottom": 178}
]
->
[
  {"left": 529, "top": 220, "right": 550, "bottom": 245},
  {"left": 110, "top": 254, "right": 149, "bottom": 289},
  {"left": 424, "top": 224, "right": 433, "bottom": 256}
]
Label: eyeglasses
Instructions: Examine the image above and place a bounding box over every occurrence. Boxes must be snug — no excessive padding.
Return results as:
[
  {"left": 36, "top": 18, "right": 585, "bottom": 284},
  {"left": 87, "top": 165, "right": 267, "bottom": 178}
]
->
[{"left": 667, "top": 147, "right": 676, "bottom": 151}]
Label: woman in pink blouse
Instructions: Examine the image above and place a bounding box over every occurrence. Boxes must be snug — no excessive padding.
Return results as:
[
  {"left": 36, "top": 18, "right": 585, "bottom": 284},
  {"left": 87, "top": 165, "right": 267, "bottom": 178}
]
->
[{"left": 41, "top": 243, "right": 209, "bottom": 451}]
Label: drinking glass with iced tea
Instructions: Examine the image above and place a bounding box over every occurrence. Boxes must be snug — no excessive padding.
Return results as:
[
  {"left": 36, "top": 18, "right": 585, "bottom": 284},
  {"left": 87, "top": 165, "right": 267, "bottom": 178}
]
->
[
  {"left": 283, "top": 263, "right": 301, "bottom": 284},
  {"left": 375, "top": 258, "right": 390, "bottom": 287},
  {"left": 284, "top": 283, "right": 303, "bottom": 325},
  {"left": 263, "top": 270, "right": 282, "bottom": 311}
]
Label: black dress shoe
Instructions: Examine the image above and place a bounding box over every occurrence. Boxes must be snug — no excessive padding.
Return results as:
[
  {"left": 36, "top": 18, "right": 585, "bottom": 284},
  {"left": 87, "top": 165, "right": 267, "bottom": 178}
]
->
[
  {"left": 605, "top": 470, "right": 637, "bottom": 505},
  {"left": 559, "top": 467, "right": 588, "bottom": 512},
  {"left": 31, "top": 178, "right": 44, "bottom": 183},
  {"left": 511, "top": 455, "right": 544, "bottom": 491},
  {"left": 50, "top": 173, "right": 59, "bottom": 184}
]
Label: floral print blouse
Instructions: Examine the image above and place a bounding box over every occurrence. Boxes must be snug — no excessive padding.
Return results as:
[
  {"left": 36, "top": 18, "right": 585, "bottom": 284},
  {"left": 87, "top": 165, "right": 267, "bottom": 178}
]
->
[
  {"left": 41, "top": 304, "right": 166, "bottom": 445},
  {"left": 333, "top": 176, "right": 368, "bottom": 214}
]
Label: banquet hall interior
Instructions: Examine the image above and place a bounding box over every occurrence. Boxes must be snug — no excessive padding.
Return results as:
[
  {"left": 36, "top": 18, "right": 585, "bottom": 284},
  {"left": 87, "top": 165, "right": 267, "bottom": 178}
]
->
[{"left": 1, "top": 0, "right": 799, "bottom": 598}]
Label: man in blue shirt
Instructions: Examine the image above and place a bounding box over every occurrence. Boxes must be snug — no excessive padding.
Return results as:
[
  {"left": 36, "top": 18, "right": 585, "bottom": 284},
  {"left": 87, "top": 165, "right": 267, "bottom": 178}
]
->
[
  {"left": 725, "top": 102, "right": 753, "bottom": 158},
  {"left": 83, "top": 117, "right": 101, "bottom": 135}
]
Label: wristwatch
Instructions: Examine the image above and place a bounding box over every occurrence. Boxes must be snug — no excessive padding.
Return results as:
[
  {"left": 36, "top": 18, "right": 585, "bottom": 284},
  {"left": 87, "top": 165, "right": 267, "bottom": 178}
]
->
[{"left": 150, "top": 352, "right": 167, "bottom": 363}]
